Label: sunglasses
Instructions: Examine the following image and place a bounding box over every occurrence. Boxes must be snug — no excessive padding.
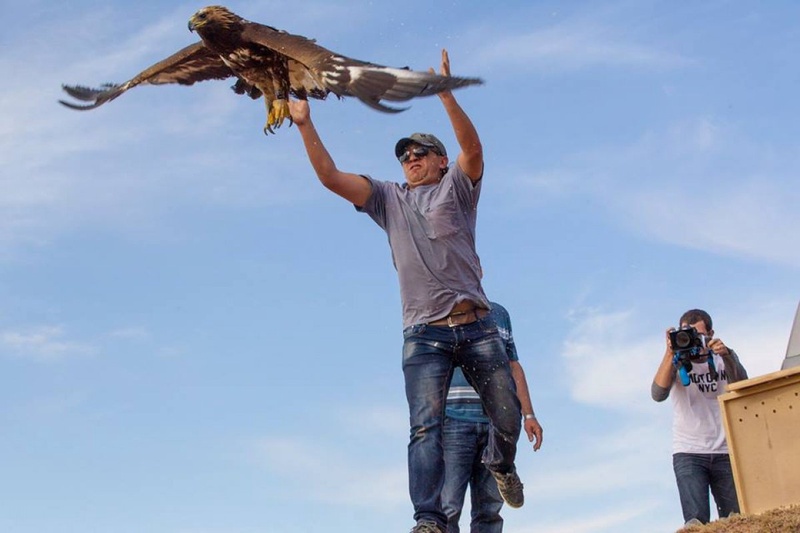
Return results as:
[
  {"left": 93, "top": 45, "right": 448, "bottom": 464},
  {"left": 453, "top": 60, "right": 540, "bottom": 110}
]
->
[{"left": 398, "top": 146, "right": 437, "bottom": 164}]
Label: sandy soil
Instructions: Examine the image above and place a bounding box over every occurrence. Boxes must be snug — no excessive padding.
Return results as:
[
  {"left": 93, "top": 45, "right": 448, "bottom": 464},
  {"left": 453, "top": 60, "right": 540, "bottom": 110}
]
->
[{"left": 675, "top": 505, "right": 800, "bottom": 533}]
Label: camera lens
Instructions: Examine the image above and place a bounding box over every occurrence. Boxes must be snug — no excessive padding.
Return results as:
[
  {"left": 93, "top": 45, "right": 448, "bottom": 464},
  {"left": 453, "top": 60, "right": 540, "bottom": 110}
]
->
[{"left": 674, "top": 330, "right": 692, "bottom": 349}]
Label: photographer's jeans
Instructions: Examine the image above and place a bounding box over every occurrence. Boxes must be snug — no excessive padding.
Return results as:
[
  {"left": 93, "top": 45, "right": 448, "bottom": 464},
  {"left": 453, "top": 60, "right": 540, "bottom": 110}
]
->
[
  {"left": 673, "top": 452, "right": 740, "bottom": 524},
  {"left": 441, "top": 418, "right": 504, "bottom": 533},
  {"left": 403, "top": 316, "right": 521, "bottom": 528}
]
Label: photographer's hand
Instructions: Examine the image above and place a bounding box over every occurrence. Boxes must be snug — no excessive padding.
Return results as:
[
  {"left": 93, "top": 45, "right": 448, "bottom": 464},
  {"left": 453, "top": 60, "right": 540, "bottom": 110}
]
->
[
  {"left": 708, "top": 337, "right": 730, "bottom": 356},
  {"left": 652, "top": 328, "right": 678, "bottom": 394},
  {"left": 709, "top": 338, "right": 748, "bottom": 383},
  {"left": 664, "top": 327, "right": 677, "bottom": 353}
]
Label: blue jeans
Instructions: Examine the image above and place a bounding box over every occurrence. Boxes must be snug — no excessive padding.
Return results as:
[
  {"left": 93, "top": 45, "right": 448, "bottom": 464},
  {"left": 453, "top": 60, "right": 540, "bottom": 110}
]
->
[
  {"left": 442, "top": 417, "right": 504, "bottom": 533},
  {"left": 403, "top": 316, "right": 521, "bottom": 528},
  {"left": 673, "top": 453, "right": 740, "bottom": 524}
]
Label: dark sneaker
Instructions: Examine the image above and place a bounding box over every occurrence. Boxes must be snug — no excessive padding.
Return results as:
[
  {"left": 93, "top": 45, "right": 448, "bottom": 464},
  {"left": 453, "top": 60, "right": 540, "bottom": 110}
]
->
[
  {"left": 492, "top": 469, "right": 524, "bottom": 508},
  {"left": 410, "top": 521, "right": 444, "bottom": 533}
]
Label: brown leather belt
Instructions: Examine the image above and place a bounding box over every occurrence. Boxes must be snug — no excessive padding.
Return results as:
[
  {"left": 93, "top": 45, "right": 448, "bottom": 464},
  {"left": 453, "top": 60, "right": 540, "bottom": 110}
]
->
[{"left": 428, "top": 307, "right": 489, "bottom": 327}]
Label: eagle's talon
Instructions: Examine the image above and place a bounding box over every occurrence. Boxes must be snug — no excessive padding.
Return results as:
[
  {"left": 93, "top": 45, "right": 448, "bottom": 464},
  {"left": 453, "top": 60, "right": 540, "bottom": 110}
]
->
[{"left": 265, "top": 98, "right": 291, "bottom": 131}]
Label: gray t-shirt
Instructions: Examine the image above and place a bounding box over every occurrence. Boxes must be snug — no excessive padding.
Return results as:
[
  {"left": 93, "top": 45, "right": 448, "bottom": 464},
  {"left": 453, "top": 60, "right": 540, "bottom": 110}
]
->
[{"left": 358, "top": 164, "right": 489, "bottom": 328}]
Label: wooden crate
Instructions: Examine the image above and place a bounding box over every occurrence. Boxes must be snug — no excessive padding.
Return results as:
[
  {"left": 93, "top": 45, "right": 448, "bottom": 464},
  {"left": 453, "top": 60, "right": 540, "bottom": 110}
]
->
[{"left": 718, "top": 365, "right": 800, "bottom": 515}]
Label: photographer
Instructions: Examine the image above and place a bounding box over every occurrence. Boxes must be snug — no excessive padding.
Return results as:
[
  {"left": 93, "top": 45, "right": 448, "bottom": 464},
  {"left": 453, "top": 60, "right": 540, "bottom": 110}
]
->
[{"left": 651, "top": 309, "right": 748, "bottom": 526}]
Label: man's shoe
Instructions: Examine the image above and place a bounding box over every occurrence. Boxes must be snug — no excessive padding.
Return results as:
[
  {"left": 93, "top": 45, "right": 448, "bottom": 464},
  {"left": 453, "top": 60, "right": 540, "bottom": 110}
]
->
[
  {"left": 492, "top": 468, "right": 524, "bottom": 508},
  {"left": 410, "top": 520, "right": 444, "bottom": 533}
]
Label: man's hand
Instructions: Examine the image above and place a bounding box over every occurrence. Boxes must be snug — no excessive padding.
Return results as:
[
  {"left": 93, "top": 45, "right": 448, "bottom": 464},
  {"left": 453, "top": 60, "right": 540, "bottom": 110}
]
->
[
  {"left": 665, "top": 327, "right": 676, "bottom": 353},
  {"left": 708, "top": 337, "right": 730, "bottom": 356},
  {"left": 439, "top": 48, "right": 451, "bottom": 77},
  {"left": 428, "top": 48, "right": 451, "bottom": 77},
  {"left": 525, "top": 416, "right": 543, "bottom": 451},
  {"left": 287, "top": 99, "right": 310, "bottom": 127}
]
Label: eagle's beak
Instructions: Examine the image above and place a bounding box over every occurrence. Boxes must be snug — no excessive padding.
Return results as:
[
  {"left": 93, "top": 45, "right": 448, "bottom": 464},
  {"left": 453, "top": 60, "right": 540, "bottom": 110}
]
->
[{"left": 188, "top": 18, "right": 196, "bottom": 33}]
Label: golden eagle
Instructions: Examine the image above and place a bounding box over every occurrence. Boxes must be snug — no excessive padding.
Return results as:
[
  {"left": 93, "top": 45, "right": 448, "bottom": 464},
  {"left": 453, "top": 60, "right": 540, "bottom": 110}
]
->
[{"left": 60, "top": 5, "right": 484, "bottom": 134}]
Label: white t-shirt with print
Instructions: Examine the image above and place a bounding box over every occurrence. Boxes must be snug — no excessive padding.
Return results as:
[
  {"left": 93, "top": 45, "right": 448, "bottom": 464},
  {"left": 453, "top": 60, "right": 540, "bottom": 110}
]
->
[{"left": 671, "top": 352, "right": 732, "bottom": 454}]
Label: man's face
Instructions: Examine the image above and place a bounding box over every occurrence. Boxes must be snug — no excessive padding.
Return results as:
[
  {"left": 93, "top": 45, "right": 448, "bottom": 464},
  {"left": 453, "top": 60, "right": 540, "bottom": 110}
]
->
[{"left": 398, "top": 143, "right": 448, "bottom": 188}]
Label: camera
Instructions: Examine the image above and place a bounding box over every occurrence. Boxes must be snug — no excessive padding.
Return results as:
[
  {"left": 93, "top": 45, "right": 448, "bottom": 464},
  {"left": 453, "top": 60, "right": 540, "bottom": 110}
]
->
[
  {"left": 669, "top": 326, "right": 713, "bottom": 386},
  {"left": 669, "top": 326, "right": 708, "bottom": 357}
]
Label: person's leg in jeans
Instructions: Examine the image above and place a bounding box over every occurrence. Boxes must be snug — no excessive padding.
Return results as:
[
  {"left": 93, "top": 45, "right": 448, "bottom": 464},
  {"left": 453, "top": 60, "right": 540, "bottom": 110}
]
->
[
  {"left": 403, "top": 324, "right": 456, "bottom": 529},
  {"left": 441, "top": 417, "right": 478, "bottom": 533},
  {"left": 456, "top": 318, "right": 521, "bottom": 474},
  {"left": 673, "top": 453, "right": 712, "bottom": 524},
  {"left": 709, "top": 454, "right": 740, "bottom": 519},
  {"left": 469, "top": 422, "right": 504, "bottom": 533}
]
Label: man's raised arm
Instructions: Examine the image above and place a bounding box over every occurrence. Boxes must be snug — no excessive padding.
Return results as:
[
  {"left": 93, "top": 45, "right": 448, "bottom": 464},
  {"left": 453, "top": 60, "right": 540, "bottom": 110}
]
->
[
  {"left": 436, "top": 49, "right": 483, "bottom": 183},
  {"left": 288, "top": 99, "right": 372, "bottom": 207}
]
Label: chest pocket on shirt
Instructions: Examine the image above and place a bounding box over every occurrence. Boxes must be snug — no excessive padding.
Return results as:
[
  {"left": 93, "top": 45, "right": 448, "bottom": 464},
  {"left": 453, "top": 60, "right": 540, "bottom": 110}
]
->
[{"left": 421, "top": 186, "right": 460, "bottom": 239}]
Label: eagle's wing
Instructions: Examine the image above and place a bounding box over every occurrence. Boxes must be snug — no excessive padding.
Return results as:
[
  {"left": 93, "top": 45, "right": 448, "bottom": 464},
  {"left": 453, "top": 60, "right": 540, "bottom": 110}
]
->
[
  {"left": 239, "top": 23, "right": 483, "bottom": 113},
  {"left": 60, "top": 42, "right": 236, "bottom": 110}
]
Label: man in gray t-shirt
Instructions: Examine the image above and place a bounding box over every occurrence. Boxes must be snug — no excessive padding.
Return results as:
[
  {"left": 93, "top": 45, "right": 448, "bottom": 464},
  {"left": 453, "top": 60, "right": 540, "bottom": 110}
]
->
[{"left": 288, "top": 50, "right": 523, "bottom": 533}]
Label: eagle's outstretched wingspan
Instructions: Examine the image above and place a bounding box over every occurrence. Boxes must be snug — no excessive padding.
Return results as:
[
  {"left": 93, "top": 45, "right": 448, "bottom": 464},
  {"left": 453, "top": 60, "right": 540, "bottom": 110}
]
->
[
  {"left": 60, "top": 43, "right": 233, "bottom": 110},
  {"left": 60, "top": 5, "right": 484, "bottom": 135}
]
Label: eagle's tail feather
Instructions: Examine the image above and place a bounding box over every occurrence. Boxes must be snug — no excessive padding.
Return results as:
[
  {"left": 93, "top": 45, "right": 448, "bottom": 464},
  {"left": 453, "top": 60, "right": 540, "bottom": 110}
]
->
[
  {"left": 350, "top": 89, "right": 409, "bottom": 113},
  {"left": 332, "top": 66, "right": 483, "bottom": 112}
]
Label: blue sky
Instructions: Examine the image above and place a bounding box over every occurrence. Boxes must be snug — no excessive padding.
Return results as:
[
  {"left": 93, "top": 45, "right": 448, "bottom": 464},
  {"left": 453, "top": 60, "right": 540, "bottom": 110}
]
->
[{"left": 2, "top": 1, "right": 799, "bottom": 532}]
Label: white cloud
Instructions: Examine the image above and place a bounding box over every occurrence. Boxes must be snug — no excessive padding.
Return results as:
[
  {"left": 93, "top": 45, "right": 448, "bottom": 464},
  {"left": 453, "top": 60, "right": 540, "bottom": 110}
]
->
[
  {"left": 0, "top": 325, "right": 96, "bottom": 360},
  {"left": 713, "top": 300, "right": 798, "bottom": 378},
  {"left": 504, "top": 418, "right": 675, "bottom": 532},
  {"left": 510, "top": 117, "right": 800, "bottom": 267},
  {"left": 106, "top": 326, "right": 151, "bottom": 341},
  {"left": 525, "top": 419, "right": 671, "bottom": 499},
  {"left": 474, "top": 24, "right": 691, "bottom": 73},
  {"left": 249, "top": 435, "right": 407, "bottom": 509},
  {"left": 560, "top": 307, "right": 662, "bottom": 411},
  {"left": 465, "top": 3, "right": 693, "bottom": 75},
  {"left": 624, "top": 178, "right": 800, "bottom": 267}
]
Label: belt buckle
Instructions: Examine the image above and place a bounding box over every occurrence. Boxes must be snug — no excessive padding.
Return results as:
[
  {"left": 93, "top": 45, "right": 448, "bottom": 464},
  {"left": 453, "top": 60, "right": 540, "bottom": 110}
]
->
[{"left": 446, "top": 311, "right": 469, "bottom": 328}]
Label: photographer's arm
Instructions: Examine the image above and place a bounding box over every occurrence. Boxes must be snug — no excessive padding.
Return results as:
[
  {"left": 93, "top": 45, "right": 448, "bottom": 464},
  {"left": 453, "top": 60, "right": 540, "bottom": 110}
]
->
[
  {"left": 708, "top": 338, "right": 748, "bottom": 384},
  {"left": 724, "top": 350, "right": 748, "bottom": 383},
  {"left": 652, "top": 328, "right": 676, "bottom": 401}
]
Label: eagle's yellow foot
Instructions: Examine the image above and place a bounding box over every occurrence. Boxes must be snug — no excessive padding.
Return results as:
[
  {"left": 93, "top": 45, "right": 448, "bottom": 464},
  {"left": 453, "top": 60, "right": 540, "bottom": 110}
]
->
[{"left": 263, "top": 98, "right": 293, "bottom": 135}]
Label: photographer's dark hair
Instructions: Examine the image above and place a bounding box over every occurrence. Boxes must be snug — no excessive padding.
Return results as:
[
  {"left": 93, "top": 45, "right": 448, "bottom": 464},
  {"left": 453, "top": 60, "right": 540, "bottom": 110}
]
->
[{"left": 679, "top": 309, "right": 712, "bottom": 331}]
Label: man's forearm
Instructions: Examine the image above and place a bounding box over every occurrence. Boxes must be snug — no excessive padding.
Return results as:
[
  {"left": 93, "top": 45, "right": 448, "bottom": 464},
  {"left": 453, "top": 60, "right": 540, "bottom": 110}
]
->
[
  {"left": 652, "top": 350, "right": 676, "bottom": 401},
  {"left": 295, "top": 120, "right": 337, "bottom": 185},
  {"left": 440, "top": 93, "right": 481, "bottom": 155},
  {"left": 722, "top": 350, "right": 748, "bottom": 384},
  {"left": 510, "top": 361, "right": 535, "bottom": 417}
]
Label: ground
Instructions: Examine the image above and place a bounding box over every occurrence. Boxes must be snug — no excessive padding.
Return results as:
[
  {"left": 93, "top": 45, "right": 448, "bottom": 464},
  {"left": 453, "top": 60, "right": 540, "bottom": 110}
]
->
[{"left": 676, "top": 505, "right": 800, "bottom": 533}]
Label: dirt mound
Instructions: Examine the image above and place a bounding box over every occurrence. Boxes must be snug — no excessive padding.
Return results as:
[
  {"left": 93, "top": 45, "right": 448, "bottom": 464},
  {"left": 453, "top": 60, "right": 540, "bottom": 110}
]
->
[{"left": 676, "top": 505, "right": 800, "bottom": 533}]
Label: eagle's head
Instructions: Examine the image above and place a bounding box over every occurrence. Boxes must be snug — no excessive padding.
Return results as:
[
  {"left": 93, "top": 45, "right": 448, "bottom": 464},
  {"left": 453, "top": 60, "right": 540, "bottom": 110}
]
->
[{"left": 188, "top": 5, "right": 242, "bottom": 34}]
